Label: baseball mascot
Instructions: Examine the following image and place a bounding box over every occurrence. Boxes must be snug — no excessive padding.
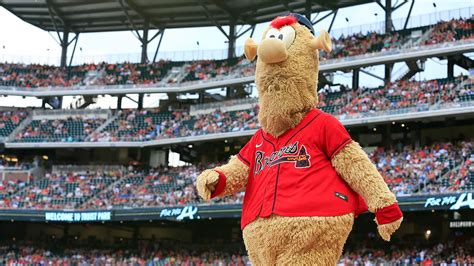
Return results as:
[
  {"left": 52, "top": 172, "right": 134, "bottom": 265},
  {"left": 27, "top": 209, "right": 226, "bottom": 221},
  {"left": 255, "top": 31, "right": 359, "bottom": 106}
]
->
[{"left": 196, "top": 13, "right": 403, "bottom": 265}]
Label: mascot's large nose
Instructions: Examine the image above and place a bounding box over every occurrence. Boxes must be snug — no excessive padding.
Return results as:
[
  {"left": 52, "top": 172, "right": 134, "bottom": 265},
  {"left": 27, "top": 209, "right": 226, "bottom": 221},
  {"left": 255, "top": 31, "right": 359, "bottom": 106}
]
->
[{"left": 257, "top": 38, "right": 288, "bottom": 64}]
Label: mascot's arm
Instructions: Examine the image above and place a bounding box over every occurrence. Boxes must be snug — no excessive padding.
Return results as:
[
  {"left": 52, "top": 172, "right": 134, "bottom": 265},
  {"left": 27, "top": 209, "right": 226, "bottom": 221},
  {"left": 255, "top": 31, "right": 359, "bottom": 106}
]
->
[
  {"left": 196, "top": 156, "right": 249, "bottom": 201},
  {"left": 332, "top": 140, "right": 403, "bottom": 241}
]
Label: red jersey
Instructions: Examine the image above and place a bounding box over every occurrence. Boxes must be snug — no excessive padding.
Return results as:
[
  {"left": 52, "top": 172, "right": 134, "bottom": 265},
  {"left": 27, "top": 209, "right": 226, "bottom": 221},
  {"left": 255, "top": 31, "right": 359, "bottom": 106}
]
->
[{"left": 234, "top": 109, "right": 367, "bottom": 229}]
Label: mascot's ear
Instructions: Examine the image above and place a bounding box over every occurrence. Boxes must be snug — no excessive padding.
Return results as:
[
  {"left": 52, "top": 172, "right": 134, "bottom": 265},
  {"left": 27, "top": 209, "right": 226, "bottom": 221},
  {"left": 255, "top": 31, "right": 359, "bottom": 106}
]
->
[
  {"left": 310, "top": 30, "right": 332, "bottom": 53},
  {"left": 244, "top": 38, "right": 258, "bottom": 61}
]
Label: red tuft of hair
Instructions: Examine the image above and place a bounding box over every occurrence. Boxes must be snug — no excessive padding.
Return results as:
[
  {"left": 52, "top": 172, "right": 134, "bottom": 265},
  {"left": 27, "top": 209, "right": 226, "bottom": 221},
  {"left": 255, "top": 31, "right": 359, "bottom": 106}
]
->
[{"left": 270, "top": 15, "right": 297, "bottom": 29}]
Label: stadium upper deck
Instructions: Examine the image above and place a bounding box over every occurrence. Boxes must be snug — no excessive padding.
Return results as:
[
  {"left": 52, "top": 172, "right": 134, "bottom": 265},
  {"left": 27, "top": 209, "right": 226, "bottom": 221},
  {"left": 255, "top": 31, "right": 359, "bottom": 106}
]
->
[
  {"left": 0, "top": 17, "right": 473, "bottom": 97},
  {"left": 0, "top": 76, "right": 471, "bottom": 148}
]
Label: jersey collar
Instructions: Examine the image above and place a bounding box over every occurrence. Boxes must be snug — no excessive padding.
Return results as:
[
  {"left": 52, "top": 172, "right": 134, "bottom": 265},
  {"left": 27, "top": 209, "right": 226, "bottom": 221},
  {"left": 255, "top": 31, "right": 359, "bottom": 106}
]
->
[{"left": 262, "top": 108, "right": 321, "bottom": 142}]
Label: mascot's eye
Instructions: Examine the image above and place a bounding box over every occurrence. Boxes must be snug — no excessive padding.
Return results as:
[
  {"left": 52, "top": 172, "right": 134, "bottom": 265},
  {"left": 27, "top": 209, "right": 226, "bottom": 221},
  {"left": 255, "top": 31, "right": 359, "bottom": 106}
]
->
[
  {"left": 265, "top": 28, "right": 280, "bottom": 40},
  {"left": 279, "top": 26, "right": 296, "bottom": 49}
]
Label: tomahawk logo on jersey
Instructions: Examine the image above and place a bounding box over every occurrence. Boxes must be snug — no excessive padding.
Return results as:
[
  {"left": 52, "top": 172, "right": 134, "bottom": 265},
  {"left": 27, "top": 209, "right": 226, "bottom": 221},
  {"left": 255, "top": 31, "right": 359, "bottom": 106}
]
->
[
  {"left": 254, "top": 141, "right": 311, "bottom": 175},
  {"left": 235, "top": 109, "right": 368, "bottom": 229}
]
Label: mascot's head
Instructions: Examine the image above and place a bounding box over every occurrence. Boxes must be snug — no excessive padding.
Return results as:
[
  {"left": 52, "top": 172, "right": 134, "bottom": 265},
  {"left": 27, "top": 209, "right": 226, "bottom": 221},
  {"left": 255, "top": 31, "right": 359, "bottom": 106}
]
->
[{"left": 244, "top": 13, "right": 332, "bottom": 137}]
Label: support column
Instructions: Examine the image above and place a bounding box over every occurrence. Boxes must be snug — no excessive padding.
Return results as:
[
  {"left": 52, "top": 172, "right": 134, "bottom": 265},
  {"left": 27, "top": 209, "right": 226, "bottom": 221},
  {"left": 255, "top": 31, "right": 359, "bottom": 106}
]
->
[
  {"left": 411, "top": 122, "right": 421, "bottom": 148},
  {"left": 117, "top": 95, "right": 123, "bottom": 110},
  {"left": 153, "top": 29, "right": 165, "bottom": 63},
  {"left": 68, "top": 33, "right": 80, "bottom": 67},
  {"left": 141, "top": 20, "right": 149, "bottom": 63},
  {"left": 385, "top": 0, "right": 393, "bottom": 33},
  {"left": 138, "top": 94, "right": 144, "bottom": 109},
  {"left": 199, "top": 91, "right": 205, "bottom": 104},
  {"left": 447, "top": 57, "right": 454, "bottom": 81},
  {"left": 60, "top": 30, "right": 70, "bottom": 67},
  {"left": 227, "top": 20, "right": 236, "bottom": 59},
  {"left": 305, "top": 0, "right": 312, "bottom": 20},
  {"left": 63, "top": 224, "right": 69, "bottom": 245},
  {"left": 384, "top": 63, "right": 393, "bottom": 85},
  {"left": 383, "top": 124, "right": 392, "bottom": 148},
  {"left": 132, "top": 226, "right": 139, "bottom": 248},
  {"left": 352, "top": 68, "right": 360, "bottom": 90}
]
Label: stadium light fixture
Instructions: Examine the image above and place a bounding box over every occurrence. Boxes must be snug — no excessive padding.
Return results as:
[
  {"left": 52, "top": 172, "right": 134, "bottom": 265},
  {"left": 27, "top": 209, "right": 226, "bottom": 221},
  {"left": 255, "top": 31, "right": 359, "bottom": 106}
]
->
[
  {"left": 188, "top": 144, "right": 193, "bottom": 148},
  {"left": 401, "top": 123, "right": 405, "bottom": 127},
  {"left": 425, "top": 229, "right": 432, "bottom": 240},
  {"left": 373, "top": 127, "right": 377, "bottom": 132}
]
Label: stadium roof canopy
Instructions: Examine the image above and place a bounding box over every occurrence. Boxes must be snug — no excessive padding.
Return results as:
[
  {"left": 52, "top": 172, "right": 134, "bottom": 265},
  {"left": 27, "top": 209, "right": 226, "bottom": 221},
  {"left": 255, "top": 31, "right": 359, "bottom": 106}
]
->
[{"left": 0, "top": 0, "right": 373, "bottom": 32}]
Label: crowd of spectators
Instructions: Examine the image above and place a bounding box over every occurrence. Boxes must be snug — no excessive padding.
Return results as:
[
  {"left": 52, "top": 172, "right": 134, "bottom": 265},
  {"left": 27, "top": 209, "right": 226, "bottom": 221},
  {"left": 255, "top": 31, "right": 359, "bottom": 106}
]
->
[
  {"left": 88, "top": 107, "right": 260, "bottom": 142},
  {"left": 0, "top": 171, "right": 120, "bottom": 210},
  {"left": 0, "top": 109, "right": 28, "bottom": 137},
  {"left": 0, "top": 58, "right": 253, "bottom": 89},
  {"left": 0, "top": 238, "right": 472, "bottom": 265},
  {"left": 339, "top": 239, "right": 473, "bottom": 265},
  {"left": 370, "top": 140, "right": 473, "bottom": 196},
  {"left": 14, "top": 116, "right": 106, "bottom": 142},
  {"left": 422, "top": 18, "right": 474, "bottom": 46},
  {"left": 318, "top": 77, "right": 473, "bottom": 119},
  {"left": 0, "top": 242, "right": 250, "bottom": 266},
  {"left": 0, "top": 18, "right": 471, "bottom": 89},
  {"left": 0, "top": 139, "right": 471, "bottom": 210},
  {"left": 326, "top": 31, "right": 406, "bottom": 60},
  {"left": 325, "top": 18, "right": 473, "bottom": 61},
  {"left": 82, "top": 166, "right": 200, "bottom": 210}
]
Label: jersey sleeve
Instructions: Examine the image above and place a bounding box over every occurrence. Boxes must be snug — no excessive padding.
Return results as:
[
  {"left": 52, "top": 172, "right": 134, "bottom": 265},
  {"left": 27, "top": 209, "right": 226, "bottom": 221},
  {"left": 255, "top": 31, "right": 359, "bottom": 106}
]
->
[
  {"left": 320, "top": 114, "right": 352, "bottom": 159},
  {"left": 236, "top": 132, "right": 257, "bottom": 167}
]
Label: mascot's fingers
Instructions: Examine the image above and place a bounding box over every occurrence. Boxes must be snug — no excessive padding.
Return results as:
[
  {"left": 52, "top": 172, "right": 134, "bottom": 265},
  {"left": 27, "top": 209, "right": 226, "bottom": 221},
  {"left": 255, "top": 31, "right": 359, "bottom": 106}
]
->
[
  {"left": 244, "top": 38, "right": 258, "bottom": 61},
  {"left": 196, "top": 169, "right": 220, "bottom": 201},
  {"left": 377, "top": 217, "right": 403, "bottom": 242}
]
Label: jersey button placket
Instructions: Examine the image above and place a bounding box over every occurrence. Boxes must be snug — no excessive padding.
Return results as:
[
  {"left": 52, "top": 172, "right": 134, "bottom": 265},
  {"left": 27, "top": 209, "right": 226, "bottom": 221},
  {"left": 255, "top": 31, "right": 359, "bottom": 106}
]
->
[{"left": 261, "top": 170, "right": 276, "bottom": 217}]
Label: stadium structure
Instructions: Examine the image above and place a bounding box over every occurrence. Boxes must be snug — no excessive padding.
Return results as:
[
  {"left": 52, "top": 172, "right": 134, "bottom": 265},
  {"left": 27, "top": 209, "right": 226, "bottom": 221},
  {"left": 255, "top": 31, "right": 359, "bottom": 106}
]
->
[{"left": 0, "top": 0, "right": 472, "bottom": 264}]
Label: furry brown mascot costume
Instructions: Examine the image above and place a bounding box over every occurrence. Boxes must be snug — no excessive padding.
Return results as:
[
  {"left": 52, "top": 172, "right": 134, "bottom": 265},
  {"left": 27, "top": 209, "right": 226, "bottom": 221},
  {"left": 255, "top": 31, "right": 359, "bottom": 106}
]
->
[{"left": 196, "top": 13, "right": 403, "bottom": 265}]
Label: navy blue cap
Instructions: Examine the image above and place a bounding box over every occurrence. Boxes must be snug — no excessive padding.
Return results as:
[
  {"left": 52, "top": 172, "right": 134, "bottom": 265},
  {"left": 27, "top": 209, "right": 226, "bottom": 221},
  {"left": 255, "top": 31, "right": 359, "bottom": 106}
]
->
[{"left": 288, "top": 13, "right": 315, "bottom": 35}]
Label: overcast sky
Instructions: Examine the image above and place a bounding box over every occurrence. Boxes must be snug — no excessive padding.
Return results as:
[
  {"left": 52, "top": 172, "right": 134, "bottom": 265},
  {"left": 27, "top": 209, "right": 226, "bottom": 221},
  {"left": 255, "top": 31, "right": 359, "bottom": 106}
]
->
[{"left": 0, "top": 0, "right": 472, "bottom": 108}]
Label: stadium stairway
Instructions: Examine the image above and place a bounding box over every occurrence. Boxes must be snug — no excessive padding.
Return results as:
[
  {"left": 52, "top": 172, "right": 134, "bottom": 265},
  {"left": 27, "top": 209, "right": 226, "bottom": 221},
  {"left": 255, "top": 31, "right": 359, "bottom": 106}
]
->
[
  {"left": 79, "top": 175, "right": 123, "bottom": 209},
  {"left": 401, "top": 27, "right": 434, "bottom": 50},
  {"left": 12, "top": 109, "right": 111, "bottom": 143},
  {"left": 84, "top": 112, "right": 120, "bottom": 142},
  {"left": 4, "top": 113, "right": 32, "bottom": 142},
  {"left": 161, "top": 65, "right": 187, "bottom": 84}
]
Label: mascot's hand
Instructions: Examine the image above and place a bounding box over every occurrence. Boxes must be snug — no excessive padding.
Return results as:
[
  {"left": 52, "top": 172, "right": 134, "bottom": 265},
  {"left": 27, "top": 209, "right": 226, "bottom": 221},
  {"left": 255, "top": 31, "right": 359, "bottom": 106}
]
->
[
  {"left": 196, "top": 169, "right": 220, "bottom": 201},
  {"left": 374, "top": 203, "right": 403, "bottom": 241}
]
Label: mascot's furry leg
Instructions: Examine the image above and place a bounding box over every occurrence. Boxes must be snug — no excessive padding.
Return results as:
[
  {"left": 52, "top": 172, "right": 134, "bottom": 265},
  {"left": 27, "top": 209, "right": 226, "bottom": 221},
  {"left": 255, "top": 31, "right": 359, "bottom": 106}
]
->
[{"left": 243, "top": 214, "right": 354, "bottom": 266}]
